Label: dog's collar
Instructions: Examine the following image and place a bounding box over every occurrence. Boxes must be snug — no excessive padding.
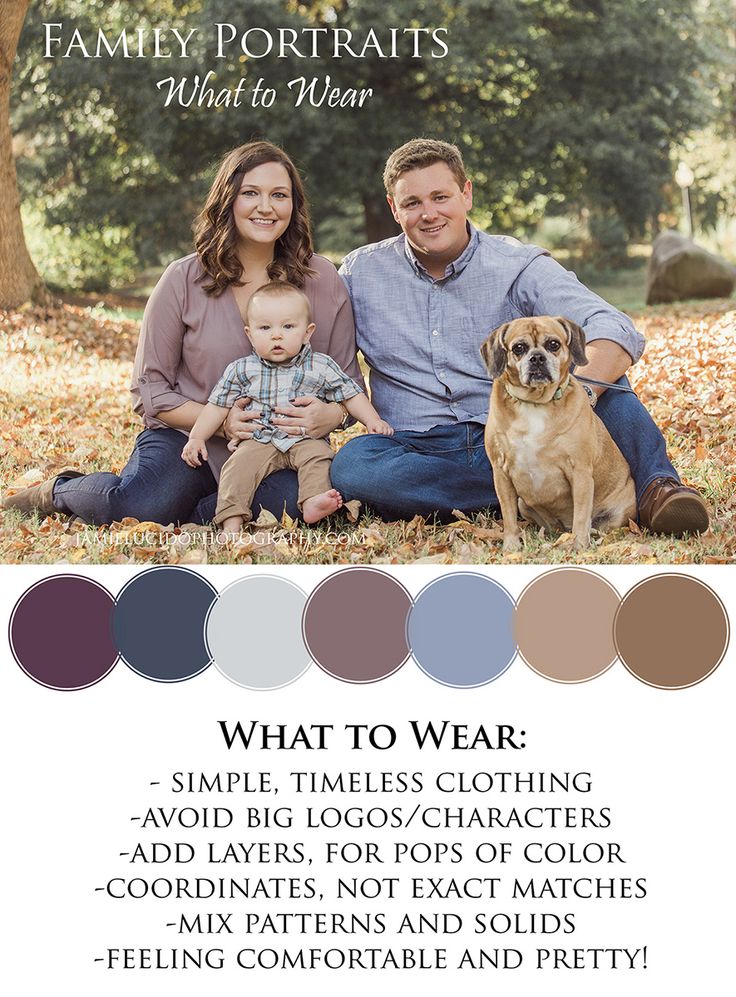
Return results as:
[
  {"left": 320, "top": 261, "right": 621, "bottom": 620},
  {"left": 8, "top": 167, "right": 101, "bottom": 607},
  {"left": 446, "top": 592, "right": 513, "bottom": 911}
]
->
[{"left": 505, "top": 375, "right": 571, "bottom": 404}]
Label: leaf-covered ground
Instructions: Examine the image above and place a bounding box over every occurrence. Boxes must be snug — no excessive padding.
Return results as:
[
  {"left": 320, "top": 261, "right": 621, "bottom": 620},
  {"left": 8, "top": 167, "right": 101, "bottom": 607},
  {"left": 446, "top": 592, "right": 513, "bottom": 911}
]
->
[{"left": 1, "top": 298, "right": 734, "bottom": 564}]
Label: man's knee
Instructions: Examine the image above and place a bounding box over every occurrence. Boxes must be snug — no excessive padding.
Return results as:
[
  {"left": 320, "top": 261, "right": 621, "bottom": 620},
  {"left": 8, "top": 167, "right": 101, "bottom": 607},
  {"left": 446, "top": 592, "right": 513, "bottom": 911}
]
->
[{"left": 331, "top": 436, "right": 390, "bottom": 498}]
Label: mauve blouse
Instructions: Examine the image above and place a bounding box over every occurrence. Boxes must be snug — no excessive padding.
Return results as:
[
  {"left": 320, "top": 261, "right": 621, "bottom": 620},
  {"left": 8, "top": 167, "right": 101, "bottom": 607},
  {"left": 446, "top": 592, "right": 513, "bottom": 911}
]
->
[{"left": 131, "top": 253, "right": 363, "bottom": 479}]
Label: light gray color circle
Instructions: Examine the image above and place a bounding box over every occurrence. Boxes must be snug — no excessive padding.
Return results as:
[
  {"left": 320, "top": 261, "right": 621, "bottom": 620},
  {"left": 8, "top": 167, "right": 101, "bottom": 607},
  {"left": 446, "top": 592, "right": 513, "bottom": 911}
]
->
[{"left": 206, "top": 575, "right": 310, "bottom": 690}]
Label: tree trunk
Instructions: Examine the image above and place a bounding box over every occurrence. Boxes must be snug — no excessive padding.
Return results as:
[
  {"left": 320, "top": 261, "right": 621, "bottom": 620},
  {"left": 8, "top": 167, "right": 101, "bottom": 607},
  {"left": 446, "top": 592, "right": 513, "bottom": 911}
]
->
[
  {"left": 0, "top": 0, "right": 46, "bottom": 308},
  {"left": 362, "top": 192, "right": 400, "bottom": 244}
]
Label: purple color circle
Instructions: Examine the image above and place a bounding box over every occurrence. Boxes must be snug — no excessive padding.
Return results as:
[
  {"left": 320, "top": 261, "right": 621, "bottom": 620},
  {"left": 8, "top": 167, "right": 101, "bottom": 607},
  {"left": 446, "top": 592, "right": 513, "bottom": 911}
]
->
[{"left": 9, "top": 575, "right": 118, "bottom": 690}]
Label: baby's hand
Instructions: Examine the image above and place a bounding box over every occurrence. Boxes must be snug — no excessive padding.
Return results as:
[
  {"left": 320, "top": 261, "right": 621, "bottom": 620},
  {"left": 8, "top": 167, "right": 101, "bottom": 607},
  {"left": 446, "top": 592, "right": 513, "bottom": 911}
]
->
[
  {"left": 182, "top": 438, "right": 208, "bottom": 467},
  {"left": 367, "top": 419, "right": 394, "bottom": 436}
]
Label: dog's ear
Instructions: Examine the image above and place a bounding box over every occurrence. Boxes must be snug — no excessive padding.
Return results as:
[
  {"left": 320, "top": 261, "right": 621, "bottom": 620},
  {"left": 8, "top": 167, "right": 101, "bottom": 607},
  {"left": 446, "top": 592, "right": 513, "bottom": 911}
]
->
[
  {"left": 480, "top": 324, "right": 510, "bottom": 378},
  {"left": 556, "top": 318, "right": 588, "bottom": 367}
]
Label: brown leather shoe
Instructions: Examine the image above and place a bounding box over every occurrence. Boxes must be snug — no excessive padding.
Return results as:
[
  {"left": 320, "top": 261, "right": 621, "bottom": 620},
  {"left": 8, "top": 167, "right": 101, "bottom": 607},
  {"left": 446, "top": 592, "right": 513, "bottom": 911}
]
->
[
  {"left": 1, "top": 470, "right": 83, "bottom": 516},
  {"left": 638, "top": 477, "right": 709, "bottom": 536}
]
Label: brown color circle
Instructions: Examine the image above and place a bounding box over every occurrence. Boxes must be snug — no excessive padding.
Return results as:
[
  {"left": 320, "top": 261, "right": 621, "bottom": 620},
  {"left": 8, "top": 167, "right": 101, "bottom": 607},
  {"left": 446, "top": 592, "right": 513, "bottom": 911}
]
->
[
  {"left": 614, "top": 574, "right": 729, "bottom": 689},
  {"left": 515, "top": 568, "right": 621, "bottom": 682},
  {"left": 302, "top": 568, "right": 412, "bottom": 683}
]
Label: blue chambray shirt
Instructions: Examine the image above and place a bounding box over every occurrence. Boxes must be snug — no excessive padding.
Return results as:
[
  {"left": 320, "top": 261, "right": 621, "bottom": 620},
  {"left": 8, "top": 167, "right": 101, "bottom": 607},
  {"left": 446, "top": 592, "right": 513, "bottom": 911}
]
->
[
  {"left": 208, "top": 344, "right": 361, "bottom": 453},
  {"left": 339, "top": 224, "right": 645, "bottom": 432}
]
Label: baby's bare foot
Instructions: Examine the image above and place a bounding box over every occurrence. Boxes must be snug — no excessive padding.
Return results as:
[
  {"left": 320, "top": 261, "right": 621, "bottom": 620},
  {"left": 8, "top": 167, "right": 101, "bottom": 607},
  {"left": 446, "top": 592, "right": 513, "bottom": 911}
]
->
[
  {"left": 217, "top": 516, "right": 245, "bottom": 544},
  {"left": 302, "top": 488, "right": 343, "bottom": 524},
  {"left": 217, "top": 529, "right": 242, "bottom": 545}
]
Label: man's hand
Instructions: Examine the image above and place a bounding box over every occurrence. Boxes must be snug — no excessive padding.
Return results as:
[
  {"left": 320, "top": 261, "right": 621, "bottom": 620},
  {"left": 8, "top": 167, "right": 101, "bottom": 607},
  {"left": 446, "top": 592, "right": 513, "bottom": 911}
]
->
[
  {"left": 182, "top": 438, "right": 208, "bottom": 467},
  {"left": 272, "top": 396, "right": 343, "bottom": 439},
  {"left": 576, "top": 340, "right": 632, "bottom": 398}
]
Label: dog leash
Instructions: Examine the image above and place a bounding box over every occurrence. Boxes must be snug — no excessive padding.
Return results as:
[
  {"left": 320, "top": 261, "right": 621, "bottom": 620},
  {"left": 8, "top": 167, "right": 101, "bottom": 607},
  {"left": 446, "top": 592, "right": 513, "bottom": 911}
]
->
[{"left": 574, "top": 375, "right": 637, "bottom": 394}]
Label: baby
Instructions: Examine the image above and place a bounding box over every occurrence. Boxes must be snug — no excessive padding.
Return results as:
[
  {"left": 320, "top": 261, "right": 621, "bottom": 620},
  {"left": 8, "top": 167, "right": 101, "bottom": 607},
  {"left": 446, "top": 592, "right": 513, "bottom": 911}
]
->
[{"left": 181, "top": 281, "right": 392, "bottom": 534}]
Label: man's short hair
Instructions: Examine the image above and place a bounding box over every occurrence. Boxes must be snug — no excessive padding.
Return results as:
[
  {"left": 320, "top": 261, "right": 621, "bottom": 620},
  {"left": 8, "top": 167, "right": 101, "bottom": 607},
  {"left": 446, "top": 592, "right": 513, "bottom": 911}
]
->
[
  {"left": 245, "top": 281, "right": 312, "bottom": 325},
  {"left": 383, "top": 138, "right": 468, "bottom": 195}
]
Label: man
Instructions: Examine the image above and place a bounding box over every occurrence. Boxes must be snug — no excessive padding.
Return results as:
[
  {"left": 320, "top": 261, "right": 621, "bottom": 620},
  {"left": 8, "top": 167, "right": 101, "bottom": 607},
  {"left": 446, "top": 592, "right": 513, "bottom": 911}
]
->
[{"left": 331, "top": 138, "right": 708, "bottom": 535}]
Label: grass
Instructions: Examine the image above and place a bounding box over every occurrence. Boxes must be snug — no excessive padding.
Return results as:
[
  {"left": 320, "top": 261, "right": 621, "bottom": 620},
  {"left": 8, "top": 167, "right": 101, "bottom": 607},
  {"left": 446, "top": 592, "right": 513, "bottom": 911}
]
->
[
  {"left": 0, "top": 295, "right": 734, "bottom": 565},
  {"left": 579, "top": 262, "right": 648, "bottom": 312}
]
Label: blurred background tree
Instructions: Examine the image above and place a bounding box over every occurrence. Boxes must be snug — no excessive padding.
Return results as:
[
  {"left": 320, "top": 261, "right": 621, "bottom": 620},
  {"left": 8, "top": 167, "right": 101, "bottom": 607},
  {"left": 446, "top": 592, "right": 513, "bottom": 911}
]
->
[
  {"left": 3, "top": 0, "right": 732, "bottom": 297},
  {"left": 675, "top": 0, "right": 735, "bottom": 252},
  {"left": 1, "top": 0, "right": 46, "bottom": 306}
]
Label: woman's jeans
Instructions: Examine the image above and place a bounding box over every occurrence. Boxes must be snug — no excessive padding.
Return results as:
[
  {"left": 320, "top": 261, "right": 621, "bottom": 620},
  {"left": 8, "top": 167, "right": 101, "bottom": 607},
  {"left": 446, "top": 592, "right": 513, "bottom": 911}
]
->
[
  {"left": 53, "top": 429, "right": 299, "bottom": 526},
  {"left": 330, "top": 378, "right": 678, "bottom": 521}
]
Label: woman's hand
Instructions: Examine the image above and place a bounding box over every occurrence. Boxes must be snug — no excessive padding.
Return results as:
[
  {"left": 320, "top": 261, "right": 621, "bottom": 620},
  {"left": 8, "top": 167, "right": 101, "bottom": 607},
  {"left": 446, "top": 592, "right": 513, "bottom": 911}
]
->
[
  {"left": 272, "top": 397, "right": 343, "bottom": 439},
  {"left": 223, "top": 397, "right": 262, "bottom": 442}
]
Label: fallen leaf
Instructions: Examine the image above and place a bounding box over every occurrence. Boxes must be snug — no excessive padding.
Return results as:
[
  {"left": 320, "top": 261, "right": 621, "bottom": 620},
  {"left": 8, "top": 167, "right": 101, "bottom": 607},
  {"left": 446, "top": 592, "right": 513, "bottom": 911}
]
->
[
  {"left": 253, "top": 508, "right": 279, "bottom": 528},
  {"left": 178, "top": 549, "right": 208, "bottom": 564},
  {"left": 552, "top": 532, "right": 575, "bottom": 547}
]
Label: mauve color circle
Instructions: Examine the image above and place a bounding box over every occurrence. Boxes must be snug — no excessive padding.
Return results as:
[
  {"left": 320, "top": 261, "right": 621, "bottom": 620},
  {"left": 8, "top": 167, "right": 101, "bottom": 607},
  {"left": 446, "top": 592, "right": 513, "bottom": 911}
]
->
[
  {"left": 303, "top": 568, "right": 412, "bottom": 682},
  {"left": 113, "top": 566, "right": 217, "bottom": 682},
  {"left": 9, "top": 575, "right": 118, "bottom": 690}
]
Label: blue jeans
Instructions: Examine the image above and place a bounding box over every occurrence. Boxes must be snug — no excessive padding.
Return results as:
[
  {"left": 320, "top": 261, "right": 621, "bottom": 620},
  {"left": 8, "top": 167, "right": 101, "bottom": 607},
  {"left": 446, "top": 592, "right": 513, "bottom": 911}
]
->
[
  {"left": 330, "top": 379, "right": 678, "bottom": 521},
  {"left": 53, "top": 428, "right": 300, "bottom": 526}
]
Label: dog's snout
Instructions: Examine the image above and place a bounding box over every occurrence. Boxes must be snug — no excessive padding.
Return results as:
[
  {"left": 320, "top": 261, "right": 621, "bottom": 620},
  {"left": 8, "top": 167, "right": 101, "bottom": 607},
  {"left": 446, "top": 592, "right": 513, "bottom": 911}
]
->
[{"left": 529, "top": 351, "right": 546, "bottom": 367}]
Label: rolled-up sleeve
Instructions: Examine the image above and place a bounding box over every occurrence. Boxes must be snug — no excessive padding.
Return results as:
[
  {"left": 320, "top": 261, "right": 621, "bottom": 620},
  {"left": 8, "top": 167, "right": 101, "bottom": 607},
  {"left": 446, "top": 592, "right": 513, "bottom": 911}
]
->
[
  {"left": 511, "top": 254, "right": 645, "bottom": 363},
  {"left": 208, "top": 361, "right": 249, "bottom": 409},
  {"left": 318, "top": 355, "right": 362, "bottom": 403},
  {"left": 131, "top": 262, "right": 192, "bottom": 421}
]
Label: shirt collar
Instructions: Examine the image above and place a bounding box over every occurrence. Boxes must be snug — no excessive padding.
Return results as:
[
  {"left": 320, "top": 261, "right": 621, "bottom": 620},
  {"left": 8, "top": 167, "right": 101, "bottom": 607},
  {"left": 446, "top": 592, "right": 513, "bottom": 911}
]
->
[
  {"left": 259, "top": 343, "right": 312, "bottom": 370},
  {"left": 403, "top": 223, "right": 480, "bottom": 281}
]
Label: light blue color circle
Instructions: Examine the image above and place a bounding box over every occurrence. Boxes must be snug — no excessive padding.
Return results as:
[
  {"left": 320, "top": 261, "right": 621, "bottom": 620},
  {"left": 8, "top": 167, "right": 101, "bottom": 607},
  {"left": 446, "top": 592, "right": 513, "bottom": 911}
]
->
[{"left": 408, "top": 572, "right": 517, "bottom": 687}]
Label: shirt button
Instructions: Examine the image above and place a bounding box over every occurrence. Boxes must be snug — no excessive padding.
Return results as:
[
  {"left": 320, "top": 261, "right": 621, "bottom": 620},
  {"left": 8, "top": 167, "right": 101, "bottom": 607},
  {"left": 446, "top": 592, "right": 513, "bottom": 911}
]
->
[{"left": 432, "top": 329, "right": 439, "bottom": 337}]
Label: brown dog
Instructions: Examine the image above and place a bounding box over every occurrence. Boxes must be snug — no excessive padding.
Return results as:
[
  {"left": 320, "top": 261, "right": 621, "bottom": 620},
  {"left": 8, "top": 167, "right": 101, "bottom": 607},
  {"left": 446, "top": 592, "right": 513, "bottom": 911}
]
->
[{"left": 481, "top": 316, "right": 636, "bottom": 552}]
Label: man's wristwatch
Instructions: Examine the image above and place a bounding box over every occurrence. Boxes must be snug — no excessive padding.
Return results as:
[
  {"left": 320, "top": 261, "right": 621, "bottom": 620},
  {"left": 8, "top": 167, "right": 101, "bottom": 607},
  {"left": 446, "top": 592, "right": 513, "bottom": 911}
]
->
[{"left": 581, "top": 383, "right": 597, "bottom": 408}]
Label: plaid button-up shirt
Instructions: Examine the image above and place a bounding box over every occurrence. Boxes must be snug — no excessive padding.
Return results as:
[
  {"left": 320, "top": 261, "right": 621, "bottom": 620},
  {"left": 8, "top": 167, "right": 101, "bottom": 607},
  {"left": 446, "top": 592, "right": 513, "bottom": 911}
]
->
[{"left": 208, "top": 344, "right": 361, "bottom": 452}]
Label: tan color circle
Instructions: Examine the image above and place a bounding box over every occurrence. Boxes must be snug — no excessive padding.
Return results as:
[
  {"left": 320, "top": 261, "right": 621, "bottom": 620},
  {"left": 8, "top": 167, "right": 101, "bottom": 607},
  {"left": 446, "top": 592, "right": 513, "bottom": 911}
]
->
[
  {"left": 516, "top": 568, "right": 621, "bottom": 683},
  {"left": 614, "top": 574, "right": 729, "bottom": 689}
]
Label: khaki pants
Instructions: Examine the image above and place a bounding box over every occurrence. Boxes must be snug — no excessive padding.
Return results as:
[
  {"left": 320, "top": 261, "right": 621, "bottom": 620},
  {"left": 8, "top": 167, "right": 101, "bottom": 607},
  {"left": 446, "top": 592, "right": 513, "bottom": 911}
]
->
[{"left": 215, "top": 438, "right": 334, "bottom": 525}]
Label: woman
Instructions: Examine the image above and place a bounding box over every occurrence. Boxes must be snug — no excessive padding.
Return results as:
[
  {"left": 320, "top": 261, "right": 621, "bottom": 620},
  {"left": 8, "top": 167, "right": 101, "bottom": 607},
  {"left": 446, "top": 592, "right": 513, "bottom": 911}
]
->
[{"left": 4, "top": 142, "right": 362, "bottom": 525}]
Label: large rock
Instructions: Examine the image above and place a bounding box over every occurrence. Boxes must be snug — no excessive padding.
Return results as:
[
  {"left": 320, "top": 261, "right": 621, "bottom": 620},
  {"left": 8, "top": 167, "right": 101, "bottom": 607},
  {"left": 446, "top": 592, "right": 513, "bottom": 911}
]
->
[{"left": 646, "top": 230, "right": 736, "bottom": 305}]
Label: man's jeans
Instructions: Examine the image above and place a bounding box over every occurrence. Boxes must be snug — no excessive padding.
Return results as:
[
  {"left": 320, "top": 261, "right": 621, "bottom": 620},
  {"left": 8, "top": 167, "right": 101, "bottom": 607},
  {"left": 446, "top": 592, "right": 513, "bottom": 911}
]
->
[
  {"left": 53, "top": 429, "right": 300, "bottom": 526},
  {"left": 331, "top": 378, "right": 678, "bottom": 521}
]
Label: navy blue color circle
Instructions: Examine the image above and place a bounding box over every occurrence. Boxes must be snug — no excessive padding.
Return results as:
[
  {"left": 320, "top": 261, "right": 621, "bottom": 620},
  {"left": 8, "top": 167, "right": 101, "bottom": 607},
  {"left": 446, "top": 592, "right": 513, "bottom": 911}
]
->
[{"left": 112, "top": 567, "right": 217, "bottom": 681}]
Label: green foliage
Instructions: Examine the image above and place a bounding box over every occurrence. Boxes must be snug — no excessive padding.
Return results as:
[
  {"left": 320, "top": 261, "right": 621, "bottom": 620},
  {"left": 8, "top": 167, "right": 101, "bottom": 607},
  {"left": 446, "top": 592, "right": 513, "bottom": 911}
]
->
[
  {"left": 22, "top": 206, "right": 138, "bottom": 292},
  {"left": 11, "top": 0, "right": 720, "bottom": 287},
  {"left": 586, "top": 211, "right": 630, "bottom": 268},
  {"left": 672, "top": 1, "right": 735, "bottom": 244},
  {"left": 683, "top": 128, "right": 736, "bottom": 238}
]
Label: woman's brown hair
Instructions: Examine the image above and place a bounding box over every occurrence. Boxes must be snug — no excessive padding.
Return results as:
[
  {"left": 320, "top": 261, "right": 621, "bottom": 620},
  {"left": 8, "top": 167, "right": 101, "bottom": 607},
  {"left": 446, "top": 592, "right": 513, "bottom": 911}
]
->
[{"left": 194, "top": 141, "right": 314, "bottom": 295}]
